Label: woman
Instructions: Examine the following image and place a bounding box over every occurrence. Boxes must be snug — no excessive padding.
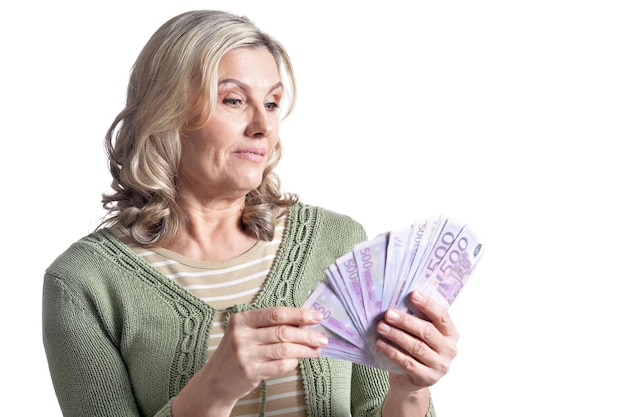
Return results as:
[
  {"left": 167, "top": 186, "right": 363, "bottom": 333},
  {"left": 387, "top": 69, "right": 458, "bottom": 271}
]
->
[{"left": 42, "top": 10, "right": 458, "bottom": 417}]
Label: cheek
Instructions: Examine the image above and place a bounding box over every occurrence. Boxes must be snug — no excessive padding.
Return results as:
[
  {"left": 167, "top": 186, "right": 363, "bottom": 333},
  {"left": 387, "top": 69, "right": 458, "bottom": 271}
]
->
[
  {"left": 180, "top": 137, "right": 198, "bottom": 165},
  {"left": 180, "top": 127, "right": 220, "bottom": 161},
  {"left": 269, "top": 119, "right": 280, "bottom": 147},
  {"left": 270, "top": 134, "right": 279, "bottom": 150},
  {"left": 179, "top": 137, "right": 215, "bottom": 175},
  {"left": 265, "top": 138, "right": 281, "bottom": 168}
]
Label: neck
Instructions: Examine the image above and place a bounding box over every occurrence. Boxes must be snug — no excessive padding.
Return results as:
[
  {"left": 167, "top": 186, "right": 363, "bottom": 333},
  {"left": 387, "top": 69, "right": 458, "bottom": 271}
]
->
[{"left": 165, "top": 197, "right": 258, "bottom": 262}]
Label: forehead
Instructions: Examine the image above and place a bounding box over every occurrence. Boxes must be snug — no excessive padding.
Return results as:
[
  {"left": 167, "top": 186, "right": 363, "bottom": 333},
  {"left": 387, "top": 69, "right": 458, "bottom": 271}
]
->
[{"left": 218, "top": 47, "right": 280, "bottom": 85}]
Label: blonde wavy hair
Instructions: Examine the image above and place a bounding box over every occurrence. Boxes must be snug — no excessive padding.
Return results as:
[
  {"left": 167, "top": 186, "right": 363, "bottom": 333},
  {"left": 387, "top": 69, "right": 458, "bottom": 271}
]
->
[{"left": 100, "top": 10, "right": 298, "bottom": 246}]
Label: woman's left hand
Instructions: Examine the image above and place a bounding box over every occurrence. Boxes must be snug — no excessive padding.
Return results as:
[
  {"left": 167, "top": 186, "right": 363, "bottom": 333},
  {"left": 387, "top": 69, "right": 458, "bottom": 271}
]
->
[{"left": 375, "top": 290, "right": 459, "bottom": 392}]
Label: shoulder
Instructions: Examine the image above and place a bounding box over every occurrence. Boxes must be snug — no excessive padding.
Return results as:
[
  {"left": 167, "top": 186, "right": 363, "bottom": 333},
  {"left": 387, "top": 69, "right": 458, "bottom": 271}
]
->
[
  {"left": 43, "top": 228, "right": 148, "bottom": 299},
  {"left": 46, "top": 228, "right": 122, "bottom": 277}
]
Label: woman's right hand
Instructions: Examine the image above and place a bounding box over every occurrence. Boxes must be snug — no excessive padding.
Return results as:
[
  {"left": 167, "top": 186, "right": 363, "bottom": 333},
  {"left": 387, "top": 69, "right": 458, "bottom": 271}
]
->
[{"left": 172, "top": 307, "right": 328, "bottom": 417}]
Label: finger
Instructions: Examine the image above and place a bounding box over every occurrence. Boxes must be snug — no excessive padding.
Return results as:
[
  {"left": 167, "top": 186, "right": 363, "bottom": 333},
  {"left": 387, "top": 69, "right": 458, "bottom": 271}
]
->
[
  {"left": 254, "top": 323, "right": 329, "bottom": 348},
  {"left": 376, "top": 312, "right": 440, "bottom": 367},
  {"left": 236, "top": 341, "right": 324, "bottom": 381},
  {"left": 228, "top": 308, "right": 328, "bottom": 347},
  {"left": 408, "top": 291, "right": 459, "bottom": 339},
  {"left": 252, "top": 358, "right": 301, "bottom": 381},
  {"left": 214, "top": 332, "right": 325, "bottom": 381},
  {"left": 375, "top": 338, "right": 442, "bottom": 387},
  {"left": 232, "top": 307, "right": 323, "bottom": 329},
  {"left": 262, "top": 340, "right": 325, "bottom": 361}
]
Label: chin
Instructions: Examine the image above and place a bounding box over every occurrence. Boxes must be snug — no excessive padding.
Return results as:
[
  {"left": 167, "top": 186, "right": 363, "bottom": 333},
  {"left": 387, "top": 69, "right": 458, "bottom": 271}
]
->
[
  {"left": 236, "top": 177, "right": 264, "bottom": 194},
  {"left": 242, "top": 171, "right": 264, "bottom": 187}
]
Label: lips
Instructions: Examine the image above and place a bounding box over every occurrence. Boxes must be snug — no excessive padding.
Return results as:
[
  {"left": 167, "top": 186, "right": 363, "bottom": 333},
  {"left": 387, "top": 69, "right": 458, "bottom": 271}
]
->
[{"left": 234, "top": 147, "right": 267, "bottom": 162}]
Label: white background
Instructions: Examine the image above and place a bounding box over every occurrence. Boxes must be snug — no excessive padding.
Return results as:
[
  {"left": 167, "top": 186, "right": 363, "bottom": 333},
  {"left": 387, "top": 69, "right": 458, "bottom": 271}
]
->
[{"left": 2, "top": 1, "right": 625, "bottom": 415}]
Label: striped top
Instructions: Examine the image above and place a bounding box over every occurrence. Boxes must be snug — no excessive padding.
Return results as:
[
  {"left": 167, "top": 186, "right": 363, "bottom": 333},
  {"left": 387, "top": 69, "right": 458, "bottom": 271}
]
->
[{"left": 113, "top": 219, "right": 307, "bottom": 417}]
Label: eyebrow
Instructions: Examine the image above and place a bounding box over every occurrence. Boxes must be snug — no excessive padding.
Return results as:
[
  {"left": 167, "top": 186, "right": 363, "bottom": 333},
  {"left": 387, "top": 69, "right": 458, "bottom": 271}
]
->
[{"left": 218, "top": 79, "right": 283, "bottom": 95}]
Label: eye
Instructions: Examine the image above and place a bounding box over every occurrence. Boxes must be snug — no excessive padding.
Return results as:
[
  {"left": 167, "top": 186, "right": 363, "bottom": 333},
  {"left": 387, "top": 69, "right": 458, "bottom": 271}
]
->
[
  {"left": 223, "top": 97, "right": 243, "bottom": 107},
  {"left": 264, "top": 101, "right": 280, "bottom": 111}
]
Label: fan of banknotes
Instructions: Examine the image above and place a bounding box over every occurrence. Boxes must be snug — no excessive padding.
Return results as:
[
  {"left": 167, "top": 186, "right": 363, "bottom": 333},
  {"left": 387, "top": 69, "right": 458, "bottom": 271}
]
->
[{"left": 303, "top": 215, "right": 484, "bottom": 373}]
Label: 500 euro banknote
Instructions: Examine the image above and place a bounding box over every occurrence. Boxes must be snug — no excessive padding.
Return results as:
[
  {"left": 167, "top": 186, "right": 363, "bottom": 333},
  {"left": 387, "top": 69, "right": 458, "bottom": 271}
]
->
[{"left": 303, "top": 215, "right": 484, "bottom": 372}]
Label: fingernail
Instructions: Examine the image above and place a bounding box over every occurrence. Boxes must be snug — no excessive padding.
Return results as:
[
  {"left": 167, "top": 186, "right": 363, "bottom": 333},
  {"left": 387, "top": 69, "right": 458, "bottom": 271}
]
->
[
  {"left": 317, "top": 334, "right": 328, "bottom": 346},
  {"left": 412, "top": 291, "right": 424, "bottom": 303},
  {"left": 378, "top": 322, "right": 391, "bottom": 334},
  {"left": 376, "top": 338, "right": 388, "bottom": 351},
  {"left": 386, "top": 310, "right": 400, "bottom": 322},
  {"left": 311, "top": 310, "right": 323, "bottom": 322}
]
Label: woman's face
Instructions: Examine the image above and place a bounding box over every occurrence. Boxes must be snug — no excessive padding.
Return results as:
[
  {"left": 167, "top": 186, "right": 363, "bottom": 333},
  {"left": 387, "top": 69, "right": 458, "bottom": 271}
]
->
[{"left": 179, "top": 46, "right": 283, "bottom": 206}]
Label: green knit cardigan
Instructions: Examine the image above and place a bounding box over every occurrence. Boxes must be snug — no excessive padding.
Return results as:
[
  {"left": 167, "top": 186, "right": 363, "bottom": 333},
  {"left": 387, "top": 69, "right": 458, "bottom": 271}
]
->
[{"left": 43, "top": 202, "right": 435, "bottom": 417}]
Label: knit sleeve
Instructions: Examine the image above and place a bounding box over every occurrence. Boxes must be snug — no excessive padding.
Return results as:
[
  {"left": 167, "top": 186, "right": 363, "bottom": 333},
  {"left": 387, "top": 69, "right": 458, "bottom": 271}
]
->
[
  {"left": 350, "top": 362, "right": 437, "bottom": 416},
  {"left": 350, "top": 363, "right": 389, "bottom": 416},
  {"left": 42, "top": 271, "right": 173, "bottom": 417}
]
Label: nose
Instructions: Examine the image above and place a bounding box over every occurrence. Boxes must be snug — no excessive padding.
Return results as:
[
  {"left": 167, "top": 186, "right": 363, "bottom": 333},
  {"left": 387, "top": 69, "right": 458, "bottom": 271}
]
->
[{"left": 245, "top": 104, "right": 276, "bottom": 138}]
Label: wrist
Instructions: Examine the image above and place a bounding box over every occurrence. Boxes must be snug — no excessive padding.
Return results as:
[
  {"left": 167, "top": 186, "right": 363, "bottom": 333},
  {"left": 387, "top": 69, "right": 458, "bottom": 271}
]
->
[
  {"left": 171, "top": 366, "right": 238, "bottom": 417},
  {"left": 383, "top": 386, "right": 430, "bottom": 416}
]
